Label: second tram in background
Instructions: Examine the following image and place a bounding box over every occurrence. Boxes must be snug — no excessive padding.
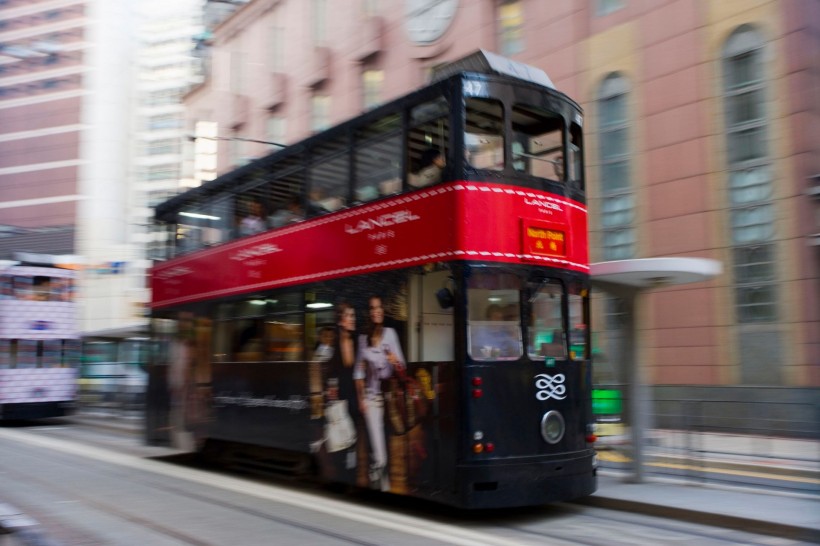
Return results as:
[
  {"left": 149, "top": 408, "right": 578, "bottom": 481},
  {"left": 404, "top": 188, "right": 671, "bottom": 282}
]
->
[
  {"left": 0, "top": 258, "right": 80, "bottom": 420},
  {"left": 148, "top": 51, "right": 597, "bottom": 509}
]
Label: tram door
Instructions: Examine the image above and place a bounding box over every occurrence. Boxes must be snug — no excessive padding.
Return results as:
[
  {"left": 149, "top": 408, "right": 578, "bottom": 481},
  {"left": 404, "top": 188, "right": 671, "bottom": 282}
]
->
[{"left": 403, "top": 270, "right": 455, "bottom": 491}]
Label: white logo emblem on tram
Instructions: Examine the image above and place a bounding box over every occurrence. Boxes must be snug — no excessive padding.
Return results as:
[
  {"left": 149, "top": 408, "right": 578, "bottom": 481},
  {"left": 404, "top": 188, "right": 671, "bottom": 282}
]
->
[
  {"left": 534, "top": 373, "right": 566, "bottom": 400},
  {"left": 230, "top": 243, "right": 282, "bottom": 262},
  {"left": 344, "top": 210, "right": 420, "bottom": 235}
]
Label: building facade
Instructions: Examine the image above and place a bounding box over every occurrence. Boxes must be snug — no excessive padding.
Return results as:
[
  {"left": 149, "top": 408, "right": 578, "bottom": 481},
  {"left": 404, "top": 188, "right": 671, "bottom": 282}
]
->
[
  {"left": 0, "top": 0, "right": 143, "bottom": 335},
  {"left": 180, "top": 0, "right": 817, "bottom": 409}
]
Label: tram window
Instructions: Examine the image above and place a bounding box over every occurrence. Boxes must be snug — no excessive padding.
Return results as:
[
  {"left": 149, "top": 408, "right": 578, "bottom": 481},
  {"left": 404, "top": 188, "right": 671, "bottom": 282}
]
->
[
  {"left": 266, "top": 314, "right": 304, "bottom": 362},
  {"left": 355, "top": 114, "right": 402, "bottom": 201},
  {"left": 512, "top": 104, "right": 565, "bottom": 180},
  {"left": 465, "top": 98, "right": 504, "bottom": 171},
  {"left": 310, "top": 136, "right": 349, "bottom": 214},
  {"left": 528, "top": 280, "right": 565, "bottom": 359},
  {"left": 467, "top": 271, "right": 522, "bottom": 361},
  {"left": 32, "top": 276, "right": 51, "bottom": 301},
  {"left": 84, "top": 340, "right": 118, "bottom": 363},
  {"left": 203, "top": 197, "right": 232, "bottom": 245},
  {"left": 64, "top": 339, "right": 81, "bottom": 367},
  {"left": 17, "top": 339, "right": 37, "bottom": 368},
  {"left": 43, "top": 340, "right": 62, "bottom": 367},
  {"left": 175, "top": 222, "right": 203, "bottom": 255},
  {"left": 5, "top": 340, "right": 17, "bottom": 368},
  {"left": 568, "top": 282, "right": 589, "bottom": 360},
  {"left": 408, "top": 98, "right": 450, "bottom": 187},
  {"left": 0, "top": 340, "right": 10, "bottom": 368},
  {"left": 0, "top": 275, "right": 11, "bottom": 298},
  {"left": 233, "top": 318, "right": 266, "bottom": 361},
  {"left": 267, "top": 155, "right": 307, "bottom": 226},
  {"left": 12, "top": 276, "right": 33, "bottom": 299},
  {"left": 569, "top": 122, "right": 584, "bottom": 188}
]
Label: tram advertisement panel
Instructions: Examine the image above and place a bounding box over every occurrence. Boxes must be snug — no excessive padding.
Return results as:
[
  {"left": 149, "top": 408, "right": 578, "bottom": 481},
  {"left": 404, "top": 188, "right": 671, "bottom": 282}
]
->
[
  {"left": 152, "top": 182, "right": 588, "bottom": 309},
  {"left": 162, "top": 290, "right": 443, "bottom": 495}
]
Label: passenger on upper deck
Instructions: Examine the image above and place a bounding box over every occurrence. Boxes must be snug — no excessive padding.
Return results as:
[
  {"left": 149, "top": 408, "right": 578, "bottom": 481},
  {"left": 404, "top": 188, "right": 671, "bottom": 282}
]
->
[
  {"left": 239, "top": 200, "right": 266, "bottom": 236},
  {"left": 409, "top": 147, "right": 445, "bottom": 188},
  {"left": 269, "top": 195, "right": 304, "bottom": 227}
]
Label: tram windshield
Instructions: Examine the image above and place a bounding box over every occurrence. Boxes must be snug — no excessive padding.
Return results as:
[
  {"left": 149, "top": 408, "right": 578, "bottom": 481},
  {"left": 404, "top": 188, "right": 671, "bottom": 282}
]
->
[
  {"left": 467, "top": 270, "right": 522, "bottom": 361},
  {"left": 528, "top": 279, "right": 565, "bottom": 359}
]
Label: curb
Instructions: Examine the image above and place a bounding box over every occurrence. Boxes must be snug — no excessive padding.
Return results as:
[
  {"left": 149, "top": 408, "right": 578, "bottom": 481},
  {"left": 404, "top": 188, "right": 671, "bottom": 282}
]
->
[
  {"left": 649, "top": 454, "right": 820, "bottom": 480},
  {"left": 574, "top": 494, "right": 820, "bottom": 544}
]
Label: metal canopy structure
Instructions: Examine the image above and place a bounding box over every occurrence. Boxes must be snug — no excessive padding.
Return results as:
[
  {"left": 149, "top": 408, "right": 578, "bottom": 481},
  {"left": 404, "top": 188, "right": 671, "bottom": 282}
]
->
[
  {"left": 592, "top": 257, "right": 722, "bottom": 291},
  {"left": 590, "top": 257, "right": 722, "bottom": 482}
]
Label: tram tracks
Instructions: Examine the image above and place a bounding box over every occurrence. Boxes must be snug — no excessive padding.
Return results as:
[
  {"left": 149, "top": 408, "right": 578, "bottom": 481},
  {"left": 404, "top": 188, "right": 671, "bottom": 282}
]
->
[{"left": 2, "top": 426, "right": 812, "bottom": 546}]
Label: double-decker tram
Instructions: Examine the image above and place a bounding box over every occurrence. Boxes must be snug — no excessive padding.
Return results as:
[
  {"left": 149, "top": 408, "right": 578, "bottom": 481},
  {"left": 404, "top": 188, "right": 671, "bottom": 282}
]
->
[
  {"left": 148, "top": 52, "right": 596, "bottom": 508},
  {"left": 0, "top": 260, "right": 80, "bottom": 420}
]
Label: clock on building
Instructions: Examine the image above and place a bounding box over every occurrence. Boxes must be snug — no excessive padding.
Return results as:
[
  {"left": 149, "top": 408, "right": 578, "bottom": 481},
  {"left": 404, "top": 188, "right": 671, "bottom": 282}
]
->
[{"left": 405, "top": 0, "right": 458, "bottom": 45}]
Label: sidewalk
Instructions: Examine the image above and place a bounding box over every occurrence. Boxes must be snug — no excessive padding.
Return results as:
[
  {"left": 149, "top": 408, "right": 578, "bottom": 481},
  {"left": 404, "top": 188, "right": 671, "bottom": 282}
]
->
[
  {"left": 66, "top": 411, "right": 820, "bottom": 542},
  {"left": 583, "top": 474, "right": 820, "bottom": 543}
]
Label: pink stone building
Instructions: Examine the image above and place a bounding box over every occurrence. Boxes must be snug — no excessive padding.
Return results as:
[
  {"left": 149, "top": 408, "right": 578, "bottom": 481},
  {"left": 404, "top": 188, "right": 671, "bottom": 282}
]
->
[{"left": 183, "top": 0, "right": 818, "bottom": 419}]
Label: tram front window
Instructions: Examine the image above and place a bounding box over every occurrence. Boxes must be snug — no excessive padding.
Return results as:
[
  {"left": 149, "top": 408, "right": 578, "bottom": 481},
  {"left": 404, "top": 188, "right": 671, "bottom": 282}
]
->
[
  {"left": 467, "top": 271, "right": 522, "bottom": 361},
  {"left": 465, "top": 98, "right": 505, "bottom": 171},
  {"left": 528, "top": 279, "right": 565, "bottom": 359}
]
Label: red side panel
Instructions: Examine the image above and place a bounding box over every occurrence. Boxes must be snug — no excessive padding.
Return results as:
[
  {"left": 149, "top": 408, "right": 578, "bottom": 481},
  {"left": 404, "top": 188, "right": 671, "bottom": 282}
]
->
[{"left": 151, "top": 182, "right": 588, "bottom": 308}]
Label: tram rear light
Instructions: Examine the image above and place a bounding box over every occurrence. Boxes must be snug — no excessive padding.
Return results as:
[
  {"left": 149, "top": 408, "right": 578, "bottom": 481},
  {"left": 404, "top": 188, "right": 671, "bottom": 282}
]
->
[
  {"left": 472, "top": 388, "right": 483, "bottom": 398},
  {"left": 472, "top": 376, "right": 483, "bottom": 386},
  {"left": 485, "top": 442, "right": 495, "bottom": 453},
  {"left": 473, "top": 443, "right": 484, "bottom": 454}
]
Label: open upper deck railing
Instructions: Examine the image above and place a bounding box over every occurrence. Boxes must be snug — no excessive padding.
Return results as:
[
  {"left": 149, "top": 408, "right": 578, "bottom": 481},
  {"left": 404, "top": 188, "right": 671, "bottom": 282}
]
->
[{"left": 153, "top": 52, "right": 586, "bottom": 261}]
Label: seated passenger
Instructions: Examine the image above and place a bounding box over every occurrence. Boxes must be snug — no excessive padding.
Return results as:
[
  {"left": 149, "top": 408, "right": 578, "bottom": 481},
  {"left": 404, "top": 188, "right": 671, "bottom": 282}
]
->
[
  {"left": 239, "top": 200, "right": 266, "bottom": 236},
  {"left": 470, "top": 304, "right": 521, "bottom": 360},
  {"left": 268, "top": 195, "right": 304, "bottom": 227},
  {"left": 409, "top": 147, "right": 445, "bottom": 188}
]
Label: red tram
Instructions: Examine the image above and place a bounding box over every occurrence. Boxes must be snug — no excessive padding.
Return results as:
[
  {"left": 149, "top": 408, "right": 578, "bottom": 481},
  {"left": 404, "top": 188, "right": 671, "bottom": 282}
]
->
[{"left": 148, "top": 52, "right": 596, "bottom": 508}]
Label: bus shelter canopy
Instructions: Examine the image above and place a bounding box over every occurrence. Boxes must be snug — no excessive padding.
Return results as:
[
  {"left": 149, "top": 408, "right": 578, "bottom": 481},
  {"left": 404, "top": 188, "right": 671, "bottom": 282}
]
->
[{"left": 591, "top": 257, "right": 722, "bottom": 290}]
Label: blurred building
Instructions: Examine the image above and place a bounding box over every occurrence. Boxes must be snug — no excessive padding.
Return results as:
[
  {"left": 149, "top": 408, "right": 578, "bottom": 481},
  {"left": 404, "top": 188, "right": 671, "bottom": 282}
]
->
[
  {"left": 0, "top": 1, "right": 140, "bottom": 335},
  {"left": 179, "top": 0, "right": 818, "bottom": 413},
  {"left": 0, "top": 1, "right": 210, "bottom": 349}
]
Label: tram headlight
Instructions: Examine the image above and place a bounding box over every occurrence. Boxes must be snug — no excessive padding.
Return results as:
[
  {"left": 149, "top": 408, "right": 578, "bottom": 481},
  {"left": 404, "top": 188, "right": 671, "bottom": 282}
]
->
[{"left": 540, "top": 410, "right": 565, "bottom": 444}]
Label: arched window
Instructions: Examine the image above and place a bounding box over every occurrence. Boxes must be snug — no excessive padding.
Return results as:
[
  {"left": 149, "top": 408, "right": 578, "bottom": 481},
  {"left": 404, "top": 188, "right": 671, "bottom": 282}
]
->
[
  {"left": 597, "top": 74, "right": 634, "bottom": 261},
  {"left": 498, "top": 1, "right": 524, "bottom": 56},
  {"left": 722, "top": 26, "right": 777, "bottom": 323}
]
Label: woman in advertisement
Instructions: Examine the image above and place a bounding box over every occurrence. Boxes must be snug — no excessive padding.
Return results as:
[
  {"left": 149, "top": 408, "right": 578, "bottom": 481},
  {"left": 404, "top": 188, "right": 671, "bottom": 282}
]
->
[
  {"left": 323, "top": 302, "right": 364, "bottom": 483},
  {"left": 354, "top": 295, "right": 405, "bottom": 491}
]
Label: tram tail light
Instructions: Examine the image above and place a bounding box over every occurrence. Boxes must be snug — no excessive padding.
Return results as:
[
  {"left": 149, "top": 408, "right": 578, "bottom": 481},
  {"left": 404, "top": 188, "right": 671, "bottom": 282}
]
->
[
  {"left": 472, "top": 441, "right": 495, "bottom": 454},
  {"left": 586, "top": 423, "right": 598, "bottom": 443},
  {"left": 472, "top": 376, "right": 483, "bottom": 398}
]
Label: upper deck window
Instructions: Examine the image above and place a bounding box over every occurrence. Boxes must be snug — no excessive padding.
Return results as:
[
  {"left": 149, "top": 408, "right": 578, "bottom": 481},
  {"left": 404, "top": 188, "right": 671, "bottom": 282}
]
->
[
  {"left": 310, "top": 135, "right": 349, "bottom": 214},
  {"left": 408, "top": 97, "right": 450, "bottom": 188},
  {"left": 512, "top": 104, "right": 564, "bottom": 181},
  {"left": 355, "top": 113, "right": 402, "bottom": 202},
  {"left": 465, "top": 98, "right": 504, "bottom": 172}
]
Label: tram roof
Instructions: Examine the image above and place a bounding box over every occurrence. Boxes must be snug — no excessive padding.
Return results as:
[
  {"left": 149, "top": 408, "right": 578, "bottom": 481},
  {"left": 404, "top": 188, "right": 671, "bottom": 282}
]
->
[{"left": 154, "top": 52, "right": 574, "bottom": 222}]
